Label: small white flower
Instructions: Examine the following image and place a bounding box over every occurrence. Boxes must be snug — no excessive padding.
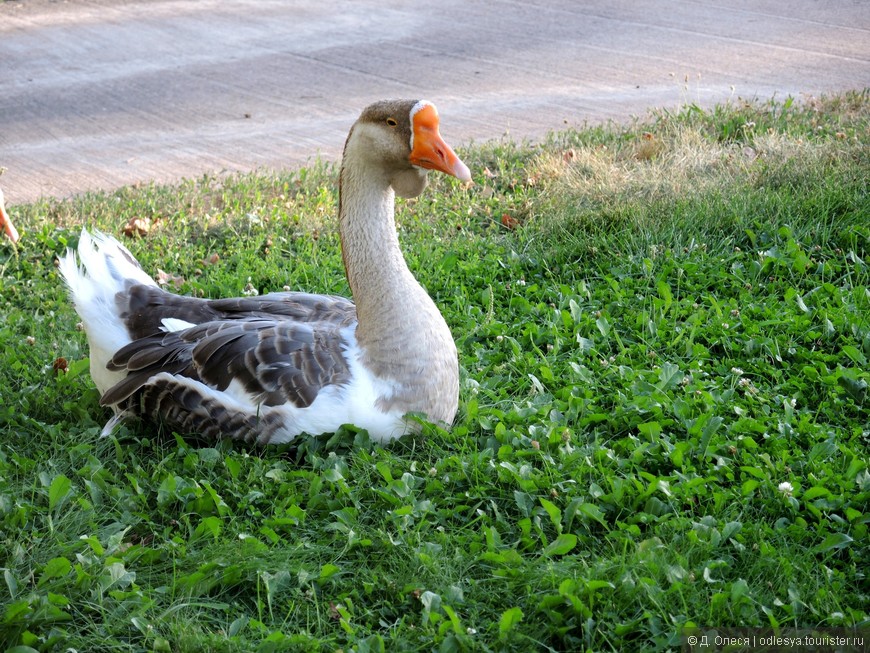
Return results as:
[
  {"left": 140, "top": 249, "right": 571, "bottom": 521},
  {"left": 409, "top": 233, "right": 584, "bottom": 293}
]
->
[
  {"left": 516, "top": 279, "right": 526, "bottom": 286},
  {"left": 731, "top": 367, "right": 744, "bottom": 375},
  {"left": 778, "top": 481, "right": 794, "bottom": 496},
  {"left": 243, "top": 277, "right": 259, "bottom": 297}
]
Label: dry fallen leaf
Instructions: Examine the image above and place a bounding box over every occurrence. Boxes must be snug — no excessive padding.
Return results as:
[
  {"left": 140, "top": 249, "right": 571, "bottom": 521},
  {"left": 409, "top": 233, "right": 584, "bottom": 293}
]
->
[
  {"left": 122, "top": 217, "right": 151, "bottom": 238},
  {"left": 156, "top": 269, "right": 185, "bottom": 288},
  {"left": 52, "top": 357, "right": 69, "bottom": 375},
  {"left": 635, "top": 132, "right": 663, "bottom": 160},
  {"left": 501, "top": 213, "right": 519, "bottom": 230}
]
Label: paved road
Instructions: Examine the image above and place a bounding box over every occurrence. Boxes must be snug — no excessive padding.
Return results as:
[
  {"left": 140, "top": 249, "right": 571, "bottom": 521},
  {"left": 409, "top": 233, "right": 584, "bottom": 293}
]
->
[{"left": 1, "top": 0, "right": 868, "bottom": 204}]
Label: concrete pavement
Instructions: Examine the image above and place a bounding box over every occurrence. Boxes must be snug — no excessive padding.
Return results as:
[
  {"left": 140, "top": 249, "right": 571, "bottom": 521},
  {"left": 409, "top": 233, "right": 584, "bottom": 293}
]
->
[{"left": 1, "top": 0, "right": 868, "bottom": 204}]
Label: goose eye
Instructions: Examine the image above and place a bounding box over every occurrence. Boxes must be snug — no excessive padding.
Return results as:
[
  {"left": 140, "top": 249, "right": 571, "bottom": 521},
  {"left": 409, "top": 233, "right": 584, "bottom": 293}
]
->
[{"left": 386, "top": 117, "right": 398, "bottom": 127}]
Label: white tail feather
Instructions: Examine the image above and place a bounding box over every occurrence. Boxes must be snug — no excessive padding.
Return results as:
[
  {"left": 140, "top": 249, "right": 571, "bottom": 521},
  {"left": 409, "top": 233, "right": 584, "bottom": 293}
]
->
[
  {"left": 58, "top": 230, "right": 156, "bottom": 396},
  {"left": 99, "top": 409, "right": 134, "bottom": 437}
]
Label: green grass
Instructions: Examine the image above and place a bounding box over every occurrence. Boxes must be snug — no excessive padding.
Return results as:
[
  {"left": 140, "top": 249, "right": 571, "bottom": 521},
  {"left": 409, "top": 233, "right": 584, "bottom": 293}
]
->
[{"left": 1, "top": 91, "right": 868, "bottom": 652}]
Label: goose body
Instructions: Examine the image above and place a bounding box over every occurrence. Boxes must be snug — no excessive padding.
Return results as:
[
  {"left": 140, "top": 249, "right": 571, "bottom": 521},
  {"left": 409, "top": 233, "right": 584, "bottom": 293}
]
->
[{"left": 59, "top": 100, "right": 471, "bottom": 444}]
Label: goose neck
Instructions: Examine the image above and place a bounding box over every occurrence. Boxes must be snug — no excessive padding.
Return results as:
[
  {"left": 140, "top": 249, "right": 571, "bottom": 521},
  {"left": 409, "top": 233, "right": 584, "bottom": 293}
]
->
[{"left": 338, "top": 164, "right": 418, "bottom": 314}]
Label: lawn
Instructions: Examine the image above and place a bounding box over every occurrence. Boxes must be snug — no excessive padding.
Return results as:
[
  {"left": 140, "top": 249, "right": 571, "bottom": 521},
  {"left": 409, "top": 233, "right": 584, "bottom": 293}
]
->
[{"left": 0, "top": 92, "right": 867, "bottom": 652}]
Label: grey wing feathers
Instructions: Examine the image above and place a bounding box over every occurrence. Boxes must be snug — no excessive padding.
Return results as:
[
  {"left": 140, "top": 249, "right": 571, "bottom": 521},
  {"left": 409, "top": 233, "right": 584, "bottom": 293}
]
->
[
  {"left": 191, "top": 319, "right": 352, "bottom": 407},
  {"left": 121, "top": 284, "right": 357, "bottom": 339},
  {"left": 101, "top": 285, "right": 359, "bottom": 439},
  {"left": 102, "top": 318, "right": 353, "bottom": 411},
  {"left": 209, "top": 292, "right": 358, "bottom": 326},
  {"left": 138, "top": 373, "right": 291, "bottom": 444}
]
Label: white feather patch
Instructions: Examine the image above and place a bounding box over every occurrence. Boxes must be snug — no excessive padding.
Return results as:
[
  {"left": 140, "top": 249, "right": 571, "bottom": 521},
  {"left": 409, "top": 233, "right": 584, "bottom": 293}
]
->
[{"left": 161, "top": 318, "right": 196, "bottom": 333}]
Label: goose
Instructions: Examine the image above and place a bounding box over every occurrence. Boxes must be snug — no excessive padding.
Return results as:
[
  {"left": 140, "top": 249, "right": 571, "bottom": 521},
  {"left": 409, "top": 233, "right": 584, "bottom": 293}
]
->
[
  {"left": 0, "top": 188, "right": 21, "bottom": 244},
  {"left": 59, "top": 99, "right": 471, "bottom": 444}
]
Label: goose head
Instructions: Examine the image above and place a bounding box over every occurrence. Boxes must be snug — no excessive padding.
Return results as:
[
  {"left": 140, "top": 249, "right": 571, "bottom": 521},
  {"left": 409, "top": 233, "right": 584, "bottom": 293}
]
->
[{"left": 343, "top": 99, "right": 471, "bottom": 198}]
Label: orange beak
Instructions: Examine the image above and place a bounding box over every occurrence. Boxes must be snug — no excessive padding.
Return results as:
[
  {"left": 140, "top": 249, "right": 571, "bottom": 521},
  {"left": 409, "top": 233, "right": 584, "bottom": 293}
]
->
[
  {"left": 409, "top": 103, "right": 472, "bottom": 183},
  {"left": 0, "top": 191, "right": 20, "bottom": 244}
]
